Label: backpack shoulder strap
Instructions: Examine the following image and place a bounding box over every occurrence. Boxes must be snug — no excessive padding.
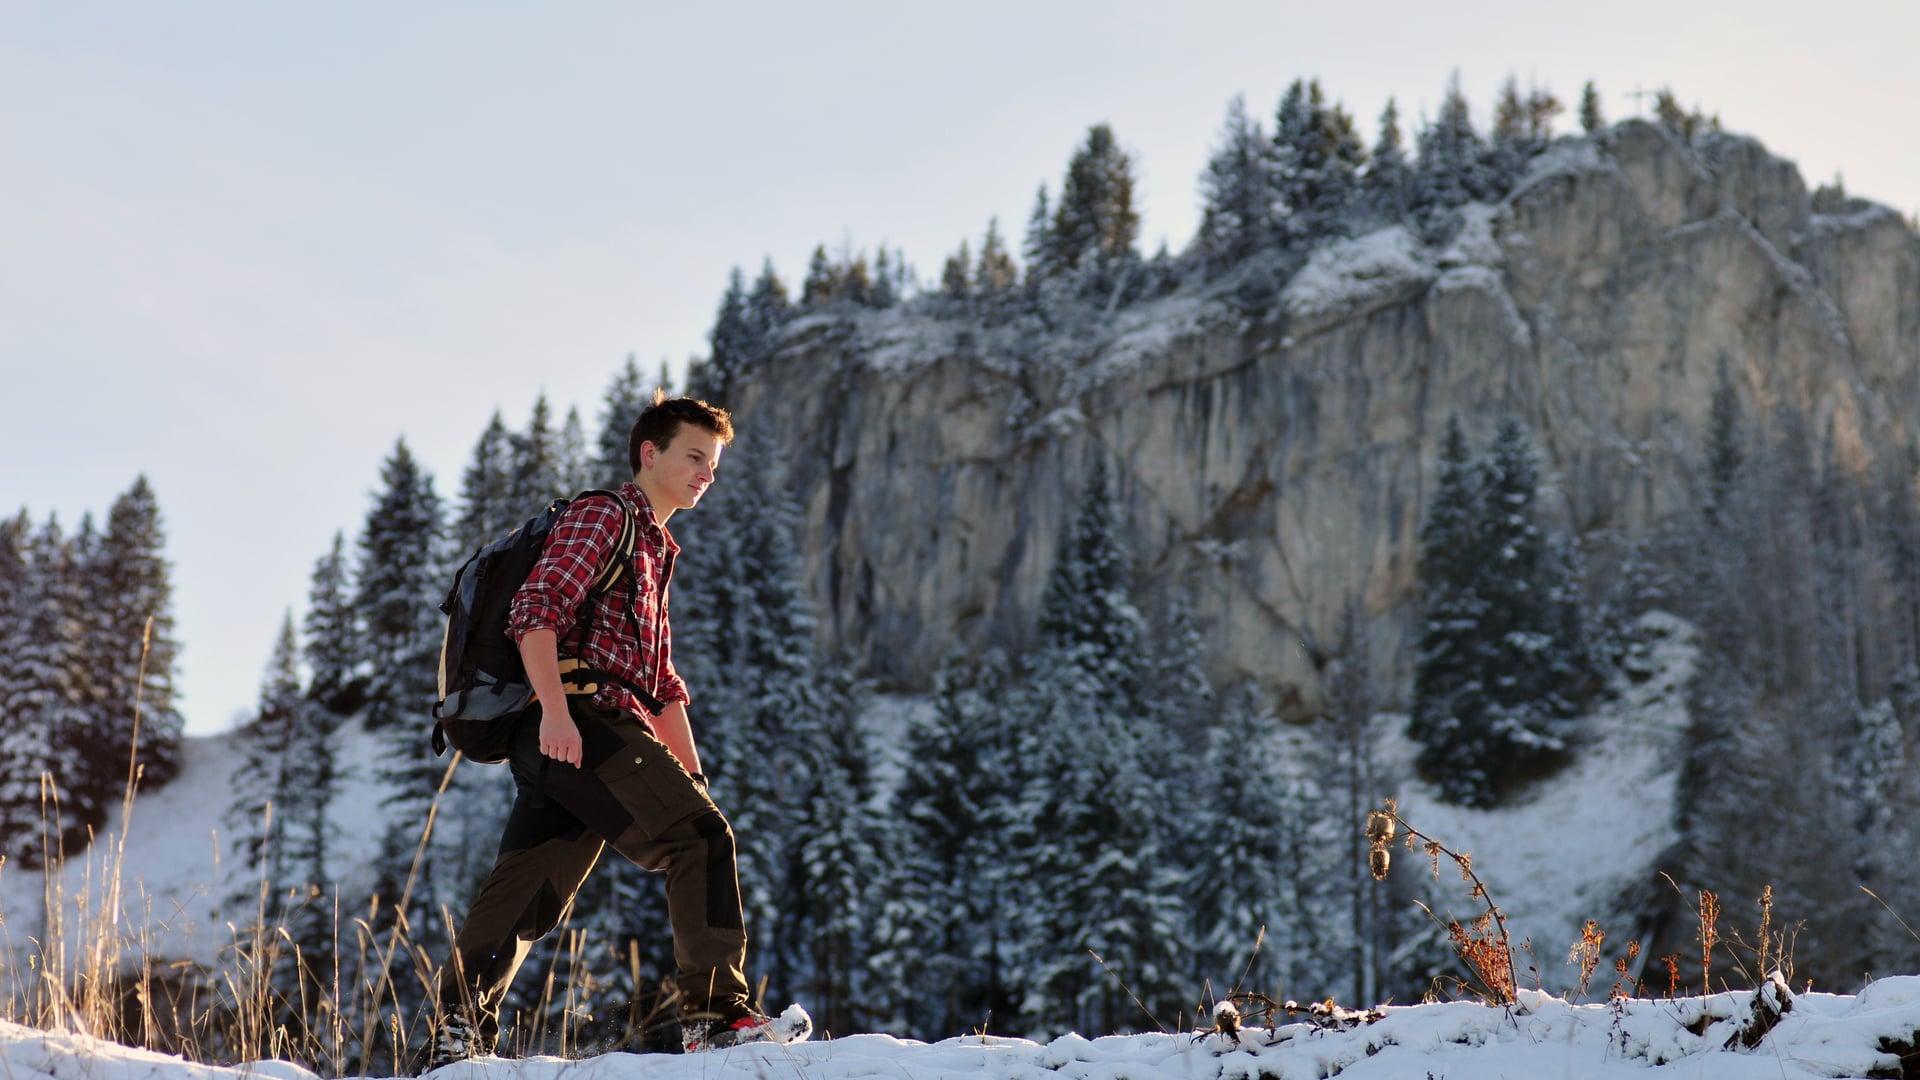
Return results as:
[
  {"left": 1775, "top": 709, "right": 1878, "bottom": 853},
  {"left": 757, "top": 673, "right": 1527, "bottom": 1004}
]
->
[{"left": 571, "top": 488, "right": 638, "bottom": 594}]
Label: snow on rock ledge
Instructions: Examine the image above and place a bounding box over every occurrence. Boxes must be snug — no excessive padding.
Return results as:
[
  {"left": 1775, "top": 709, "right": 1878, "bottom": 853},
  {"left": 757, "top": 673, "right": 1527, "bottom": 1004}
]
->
[{"left": 1280, "top": 225, "right": 1433, "bottom": 329}]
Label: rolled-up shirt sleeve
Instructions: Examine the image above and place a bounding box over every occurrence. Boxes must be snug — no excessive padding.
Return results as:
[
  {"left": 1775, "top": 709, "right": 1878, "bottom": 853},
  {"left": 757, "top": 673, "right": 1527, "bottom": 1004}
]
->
[{"left": 507, "top": 497, "right": 623, "bottom": 642}]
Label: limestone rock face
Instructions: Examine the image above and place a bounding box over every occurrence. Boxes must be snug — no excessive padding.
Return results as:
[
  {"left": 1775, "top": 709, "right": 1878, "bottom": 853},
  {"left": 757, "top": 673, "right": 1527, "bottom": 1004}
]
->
[{"left": 726, "top": 120, "right": 1920, "bottom": 714}]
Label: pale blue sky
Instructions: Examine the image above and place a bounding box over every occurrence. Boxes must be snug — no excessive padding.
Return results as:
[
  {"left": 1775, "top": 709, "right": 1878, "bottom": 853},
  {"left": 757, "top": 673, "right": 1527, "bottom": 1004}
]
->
[{"left": 3, "top": 1, "right": 1914, "bottom": 734}]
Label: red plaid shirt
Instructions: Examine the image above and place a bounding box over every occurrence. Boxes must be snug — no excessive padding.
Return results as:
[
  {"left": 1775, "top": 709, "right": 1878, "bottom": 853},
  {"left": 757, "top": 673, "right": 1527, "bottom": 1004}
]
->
[{"left": 507, "top": 482, "right": 689, "bottom": 717}]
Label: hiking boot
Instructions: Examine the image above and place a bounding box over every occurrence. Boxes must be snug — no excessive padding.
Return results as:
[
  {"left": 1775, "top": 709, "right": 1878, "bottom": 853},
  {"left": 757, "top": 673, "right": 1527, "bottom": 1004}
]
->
[
  {"left": 424, "top": 1012, "right": 486, "bottom": 1072},
  {"left": 680, "top": 1004, "right": 813, "bottom": 1053}
]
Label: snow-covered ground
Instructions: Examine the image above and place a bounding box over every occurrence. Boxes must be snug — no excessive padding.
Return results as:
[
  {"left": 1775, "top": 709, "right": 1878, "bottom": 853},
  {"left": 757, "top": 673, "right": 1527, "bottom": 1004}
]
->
[{"left": 9, "top": 975, "right": 1920, "bottom": 1078}]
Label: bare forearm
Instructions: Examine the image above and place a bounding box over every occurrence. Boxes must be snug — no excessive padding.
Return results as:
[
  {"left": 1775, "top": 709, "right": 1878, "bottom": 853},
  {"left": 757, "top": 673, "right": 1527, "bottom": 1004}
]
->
[
  {"left": 517, "top": 629, "right": 568, "bottom": 706},
  {"left": 652, "top": 701, "right": 702, "bottom": 777},
  {"left": 517, "top": 629, "right": 584, "bottom": 766}
]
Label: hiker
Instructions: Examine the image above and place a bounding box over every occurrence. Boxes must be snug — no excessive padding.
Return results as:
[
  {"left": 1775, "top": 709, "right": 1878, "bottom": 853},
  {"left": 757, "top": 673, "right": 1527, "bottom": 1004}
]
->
[{"left": 429, "top": 393, "right": 804, "bottom": 1066}]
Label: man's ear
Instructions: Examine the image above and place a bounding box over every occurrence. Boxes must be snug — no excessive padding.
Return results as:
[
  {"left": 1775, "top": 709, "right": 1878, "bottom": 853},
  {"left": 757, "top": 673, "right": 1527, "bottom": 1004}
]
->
[{"left": 638, "top": 440, "right": 655, "bottom": 470}]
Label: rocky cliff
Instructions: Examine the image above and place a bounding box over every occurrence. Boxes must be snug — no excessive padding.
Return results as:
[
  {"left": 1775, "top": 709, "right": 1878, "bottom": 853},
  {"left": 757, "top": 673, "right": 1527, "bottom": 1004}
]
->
[{"left": 726, "top": 119, "right": 1920, "bottom": 715}]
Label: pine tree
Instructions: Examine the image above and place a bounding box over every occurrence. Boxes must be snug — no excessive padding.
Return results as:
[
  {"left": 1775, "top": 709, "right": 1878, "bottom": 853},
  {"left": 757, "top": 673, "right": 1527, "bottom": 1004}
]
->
[
  {"left": 560, "top": 405, "right": 592, "bottom": 493},
  {"left": 1047, "top": 124, "right": 1139, "bottom": 276},
  {"left": 975, "top": 217, "right": 1019, "bottom": 297},
  {"left": 1579, "top": 80, "right": 1604, "bottom": 134},
  {"left": 874, "top": 649, "right": 1023, "bottom": 1038},
  {"left": 1491, "top": 75, "right": 1560, "bottom": 183},
  {"left": 801, "top": 244, "right": 837, "bottom": 307},
  {"left": 304, "top": 532, "right": 362, "bottom": 715},
  {"left": 790, "top": 664, "right": 883, "bottom": 1035},
  {"left": 595, "top": 355, "right": 658, "bottom": 486},
  {"left": 93, "top": 476, "right": 183, "bottom": 791},
  {"left": 226, "top": 614, "right": 303, "bottom": 915},
  {"left": 1187, "top": 686, "right": 1292, "bottom": 992},
  {"left": 354, "top": 438, "right": 444, "bottom": 733},
  {"left": 1413, "top": 72, "right": 1497, "bottom": 220},
  {"left": 1302, "top": 81, "right": 1367, "bottom": 239},
  {"left": 872, "top": 248, "right": 898, "bottom": 309},
  {"left": 1199, "top": 94, "right": 1272, "bottom": 266},
  {"left": 280, "top": 610, "right": 344, "bottom": 981},
  {"left": 1022, "top": 184, "right": 1052, "bottom": 288},
  {"left": 704, "top": 266, "right": 754, "bottom": 402},
  {"left": 749, "top": 258, "right": 792, "bottom": 328},
  {"left": 354, "top": 441, "right": 451, "bottom": 998},
  {"left": 1362, "top": 98, "right": 1413, "bottom": 224},
  {"left": 1267, "top": 79, "right": 1367, "bottom": 244},
  {"left": 454, "top": 411, "right": 516, "bottom": 558},
  {"left": 1409, "top": 419, "right": 1492, "bottom": 803},
  {"left": 508, "top": 394, "right": 567, "bottom": 510},
  {"left": 941, "top": 240, "right": 973, "bottom": 301},
  {"left": 841, "top": 252, "right": 876, "bottom": 307},
  {"left": 1020, "top": 460, "right": 1186, "bottom": 1034},
  {"left": 0, "top": 510, "right": 26, "bottom": 674},
  {"left": 1269, "top": 79, "right": 1314, "bottom": 234},
  {"left": 1409, "top": 418, "right": 1587, "bottom": 806},
  {"left": 0, "top": 516, "right": 95, "bottom": 863}
]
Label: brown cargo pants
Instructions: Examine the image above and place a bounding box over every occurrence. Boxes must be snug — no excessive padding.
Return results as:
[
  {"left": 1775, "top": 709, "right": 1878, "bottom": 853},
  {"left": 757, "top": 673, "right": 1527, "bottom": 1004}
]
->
[{"left": 436, "top": 697, "right": 750, "bottom": 1047}]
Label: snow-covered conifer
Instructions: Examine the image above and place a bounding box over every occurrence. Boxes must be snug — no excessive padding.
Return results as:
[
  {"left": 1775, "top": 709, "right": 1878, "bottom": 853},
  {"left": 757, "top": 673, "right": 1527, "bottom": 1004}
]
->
[
  {"left": 0, "top": 516, "right": 95, "bottom": 863},
  {"left": 749, "top": 258, "right": 793, "bottom": 331},
  {"left": 1186, "top": 686, "right": 1291, "bottom": 992},
  {"left": 875, "top": 649, "right": 1023, "bottom": 1038},
  {"left": 1409, "top": 418, "right": 1588, "bottom": 806},
  {"left": 1579, "top": 80, "right": 1604, "bottom": 133},
  {"left": 1019, "top": 460, "right": 1186, "bottom": 1035},
  {"left": 1198, "top": 94, "right": 1272, "bottom": 267},
  {"left": 791, "top": 663, "right": 883, "bottom": 1035},
  {"left": 454, "top": 410, "right": 516, "bottom": 558},
  {"left": 1361, "top": 98, "right": 1412, "bottom": 224},
  {"left": 92, "top": 477, "right": 183, "bottom": 792},
  {"left": 704, "top": 266, "right": 754, "bottom": 401},
  {"left": 1022, "top": 184, "right": 1052, "bottom": 287},
  {"left": 507, "top": 393, "right": 567, "bottom": 511},
  {"left": 1413, "top": 73, "right": 1498, "bottom": 223},
  {"left": 595, "top": 355, "right": 657, "bottom": 486},
  {"left": 559, "top": 404, "right": 593, "bottom": 493},
  {"left": 353, "top": 437, "right": 444, "bottom": 734},
  {"left": 303, "top": 532, "right": 361, "bottom": 715},
  {"left": 226, "top": 613, "right": 302, "bottom": 914}
]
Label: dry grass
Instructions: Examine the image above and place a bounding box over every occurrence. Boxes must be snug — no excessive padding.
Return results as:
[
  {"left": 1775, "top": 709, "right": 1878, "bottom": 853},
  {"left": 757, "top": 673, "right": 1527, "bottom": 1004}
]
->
[{"left": 0, "top": 621, "right": 676, "bottom": 1075}]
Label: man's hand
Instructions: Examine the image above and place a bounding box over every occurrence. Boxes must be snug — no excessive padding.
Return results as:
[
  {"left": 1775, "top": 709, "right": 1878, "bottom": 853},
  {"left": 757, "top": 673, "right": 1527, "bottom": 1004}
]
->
[{"left": 538, "top": 704, "right": 583, "bottom": 767}]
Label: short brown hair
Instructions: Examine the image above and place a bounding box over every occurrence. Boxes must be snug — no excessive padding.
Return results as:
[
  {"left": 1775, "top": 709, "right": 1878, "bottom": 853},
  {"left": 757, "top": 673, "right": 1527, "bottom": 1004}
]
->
[{"left": 628, "top": 391, "right": 735, "bottom": 474}]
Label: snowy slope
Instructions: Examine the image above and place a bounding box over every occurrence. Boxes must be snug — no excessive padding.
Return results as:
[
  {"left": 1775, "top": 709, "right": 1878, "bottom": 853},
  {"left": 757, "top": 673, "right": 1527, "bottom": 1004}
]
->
[
  {"left": 9, "top": 975, "right": 1920, "bottom": 1078},
  {"left": 0, "top": 716, "right": 400, "bottom": 972},
  {"left": 1380, "top": 611, "right": 1697, "bottom": 989}
]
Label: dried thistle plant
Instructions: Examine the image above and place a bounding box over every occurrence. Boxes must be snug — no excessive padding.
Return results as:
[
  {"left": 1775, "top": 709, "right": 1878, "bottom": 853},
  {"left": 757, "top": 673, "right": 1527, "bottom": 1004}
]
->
[
  {"left": 1568, "top": 920, "right": 1605, "bottom": 1000},
  {"left": 1362, "top": 799, "right": 1516, "bottom": 1006},
  {"left": 1699, "top": 890, "right": 1721, "bottom": 993}
]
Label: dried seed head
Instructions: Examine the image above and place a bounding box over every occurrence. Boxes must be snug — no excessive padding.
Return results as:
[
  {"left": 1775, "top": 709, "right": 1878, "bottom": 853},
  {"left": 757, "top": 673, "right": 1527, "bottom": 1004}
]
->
[
  {"left": 1365, "top": 811, "right": 1396, "bottom": 843},
  {"left": 1369, "top": 847, "right": 1391, "bottom": 880}
]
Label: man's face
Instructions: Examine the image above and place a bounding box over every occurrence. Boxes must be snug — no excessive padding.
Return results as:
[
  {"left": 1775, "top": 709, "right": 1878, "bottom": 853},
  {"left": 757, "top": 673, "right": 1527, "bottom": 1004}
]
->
[{"left": 641, "top": 425, "right": 725, "bottom": 512}]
